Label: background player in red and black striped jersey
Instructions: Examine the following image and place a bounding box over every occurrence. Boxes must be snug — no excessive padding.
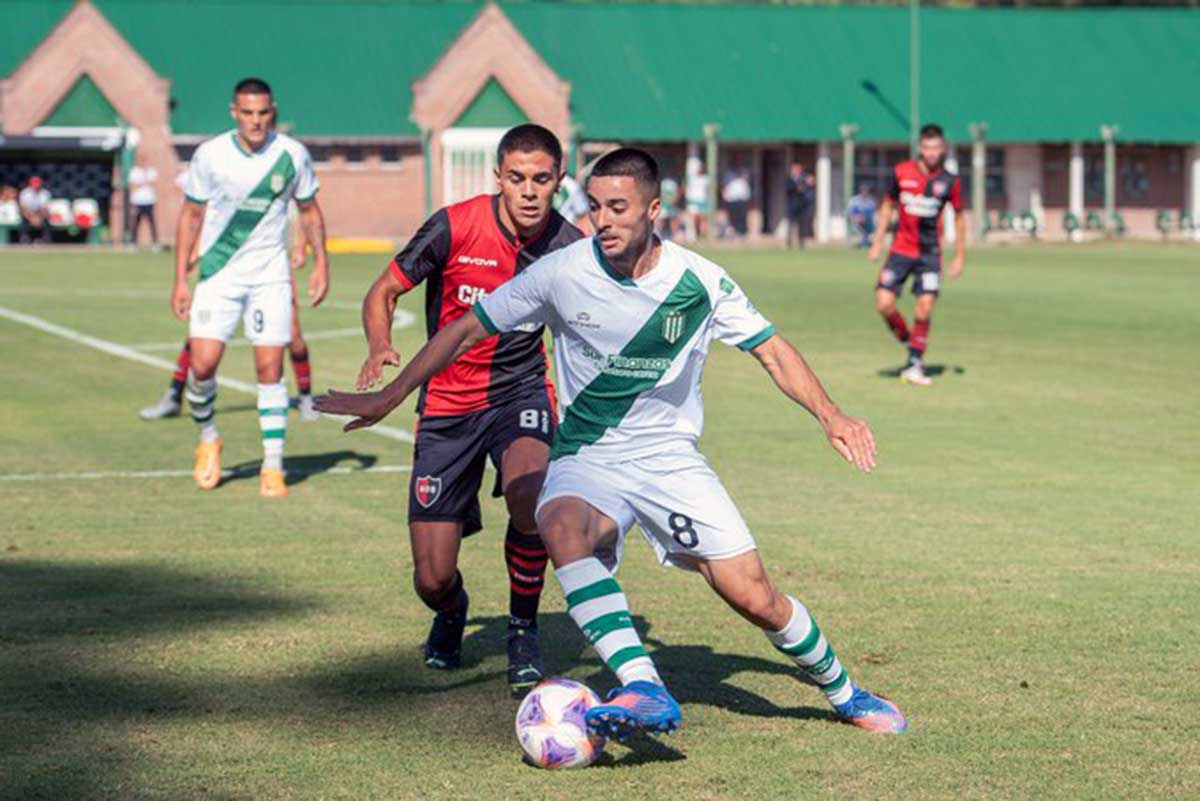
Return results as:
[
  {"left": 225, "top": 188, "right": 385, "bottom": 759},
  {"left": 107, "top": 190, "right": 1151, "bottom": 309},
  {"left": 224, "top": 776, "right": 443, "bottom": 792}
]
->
[
  {"left": 354, "top": 124, "right": 582, "bottom": 695},
  {"left": 868, "top": 124, "right": 967, "bottom": 386}
]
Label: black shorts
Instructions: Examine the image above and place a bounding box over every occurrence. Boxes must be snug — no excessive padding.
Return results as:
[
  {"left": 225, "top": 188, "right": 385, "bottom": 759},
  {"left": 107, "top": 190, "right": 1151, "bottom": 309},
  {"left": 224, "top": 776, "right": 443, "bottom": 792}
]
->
[
  {"left": 878, "top": 252, "right": 942, "bottom": 297},
  {"left": 408, "top": 383, "right": 556, "bottom": 535}
]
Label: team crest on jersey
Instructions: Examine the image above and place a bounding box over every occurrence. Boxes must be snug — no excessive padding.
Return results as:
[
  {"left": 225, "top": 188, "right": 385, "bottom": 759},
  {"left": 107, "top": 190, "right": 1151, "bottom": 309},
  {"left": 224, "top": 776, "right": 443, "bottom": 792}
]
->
[
  {"left": 414, "top": 475, "right": 442, "bottom": 508},
  {"left": 661, "top": 311, "right": 686, "bottom": 344},
  {"left": 932, "top": 180, "right": 948, "bottom": 196},
  {"left": 270, "top": 172, "right": 285, "bottom": 193}
]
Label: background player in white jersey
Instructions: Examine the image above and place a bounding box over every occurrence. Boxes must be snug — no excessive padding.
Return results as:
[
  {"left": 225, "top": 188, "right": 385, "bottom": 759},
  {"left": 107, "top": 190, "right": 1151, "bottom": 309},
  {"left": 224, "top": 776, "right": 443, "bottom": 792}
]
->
[
  {"left": 139, "top": 199, "right": 319, "bottom": 422},
  {"left": 170, "top": 78, "right": 329, "bottom": 498},
  {"left": 316, "top": 149, "right": 907, "bottom": 738}
]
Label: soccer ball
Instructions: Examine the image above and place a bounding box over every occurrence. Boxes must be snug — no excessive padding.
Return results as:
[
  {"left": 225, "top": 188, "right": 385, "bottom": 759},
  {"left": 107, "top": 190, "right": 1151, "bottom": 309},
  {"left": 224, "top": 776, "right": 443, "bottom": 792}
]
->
[{"left": 515, "top": 677, "right": 606, "bottom": 769}]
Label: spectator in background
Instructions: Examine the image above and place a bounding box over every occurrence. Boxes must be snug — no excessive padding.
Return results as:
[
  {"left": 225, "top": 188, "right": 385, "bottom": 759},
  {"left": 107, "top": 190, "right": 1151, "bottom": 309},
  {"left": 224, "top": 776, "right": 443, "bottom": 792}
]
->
[
  {"left": 684, "top": 165, "right": 709, "bottom": 241},
  {"left": 658, "top": 174, "right": 680, "bottom": 240},
  {"left": 785, "top": 162, "right": 814, "bottom": 249},
  {"left": 846, "top": 184, "right": 877, "bottom": 248},
  {"left": 18, "top": 176, "right": 51, "bottom": 244},
  {"left": 128, "top": 158, "right": 160, "bottom": 248},
  {"left": 556, "top": 170, "right": 591, "bottom": 234},
  {"left": 721, "top": 167, "right": 752, "bottom": 239},
  {"left": 0, "top": 185, "right": 18, "bottom": 244}
]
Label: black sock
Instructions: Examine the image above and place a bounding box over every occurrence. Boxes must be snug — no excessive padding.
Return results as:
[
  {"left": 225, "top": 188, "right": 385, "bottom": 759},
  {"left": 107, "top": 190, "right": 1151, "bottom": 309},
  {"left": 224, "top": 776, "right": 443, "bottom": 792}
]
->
[
  {"left": 169, "top": 377, "right": 185, "bottom": 403},
  {"left": 907, "top": 347, "right": 924, "bottom": 367},
  {"left": 505, "top": 522, "right": 547, "bottom": 630}
]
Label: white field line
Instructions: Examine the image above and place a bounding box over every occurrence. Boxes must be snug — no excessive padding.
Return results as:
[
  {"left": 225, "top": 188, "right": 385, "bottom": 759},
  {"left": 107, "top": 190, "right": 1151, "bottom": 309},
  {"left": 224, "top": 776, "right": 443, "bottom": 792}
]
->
[
  {"left": 0, "top": 464, "right": 412, "bottom": 483},
  {"left": 129, "top": 310, "right": 417, "bottom": 351},
  {"left": 0, "top": 305, "right": 414, "bottom": 443}
]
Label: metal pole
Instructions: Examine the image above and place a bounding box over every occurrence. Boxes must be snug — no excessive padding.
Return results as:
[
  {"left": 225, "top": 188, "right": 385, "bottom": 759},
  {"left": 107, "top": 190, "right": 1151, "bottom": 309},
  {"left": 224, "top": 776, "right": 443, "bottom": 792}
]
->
[
  {"left": 1101, "top": 124, "right": 1118, "bottom": 234},
  {"left": 704, "top": 123, "right": 720, "bottom": 239},
  {"left": 840, "top": 123, "right": 858, "bottom": 243},
  {"left": 567, "top": 123, "right": 583, "bottom": 176},
  {"left": 421, "top": 127, "right": 433, "bottom": 218},
  {"left": 969, "top": 122, "right": 988, "bottom": 242},
  {"left": 910, "top": 0, "right": 920, "bottom": 157}
]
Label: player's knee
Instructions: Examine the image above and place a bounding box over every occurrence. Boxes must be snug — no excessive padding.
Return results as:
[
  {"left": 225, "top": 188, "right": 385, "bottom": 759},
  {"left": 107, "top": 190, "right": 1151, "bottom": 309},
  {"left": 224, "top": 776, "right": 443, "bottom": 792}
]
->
[
  {"left": 255, "top": 360, "right": 283, "bottom": 383},
  {"left": 730, "top": 583, "right": 785, "bottom": 629},
  {"left": 875, "top": 296, "right": 896, "bottom": 315},
  {"left": 412, "top": 566, "right": 458, "bottom": 610},
  {"left": 504, "top": 480, "right": 542, "bottom": 534}
]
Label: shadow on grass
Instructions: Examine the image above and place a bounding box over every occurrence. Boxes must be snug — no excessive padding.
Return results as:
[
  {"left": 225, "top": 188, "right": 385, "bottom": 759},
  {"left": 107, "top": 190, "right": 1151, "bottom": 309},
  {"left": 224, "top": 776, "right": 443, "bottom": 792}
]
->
[
  {"left": 222, "top": 449, "right": 379, "bottom": 487},
  {"left": 877, "top": 363, "right": 967, "bottom": 379},
  {"left": 0, "top": 559, "right": 315, "bottom": 799},
  {"left": 464, "top": 614, "right": 837, "bottom": 725}
]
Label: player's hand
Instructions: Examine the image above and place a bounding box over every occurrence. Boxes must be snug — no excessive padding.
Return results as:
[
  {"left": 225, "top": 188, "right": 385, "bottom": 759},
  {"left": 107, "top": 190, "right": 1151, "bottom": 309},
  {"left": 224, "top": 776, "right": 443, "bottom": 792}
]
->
[
  {"left": 867, "top": 242, "right": 881, "bottom": 261},
  {"left": 290, "top": 247, "right": 307, "bottom": 271},
  {"left": 171, "top": 281, "right": 192, "bottom": 321},
  {"left": 948, "top": 255, "right": 965, "bottom": 279},
  {"left": 308, "top": 262, "right": 329, "bottom": 307},
  {"left": 313, "top": 388, "right": 394, "bottom": 431},
  {"left": 356, "top": 347, "right": 401, "bottom": 390},
  {"left": 824, "top": 413, "right": 877, "bottom": 473}
]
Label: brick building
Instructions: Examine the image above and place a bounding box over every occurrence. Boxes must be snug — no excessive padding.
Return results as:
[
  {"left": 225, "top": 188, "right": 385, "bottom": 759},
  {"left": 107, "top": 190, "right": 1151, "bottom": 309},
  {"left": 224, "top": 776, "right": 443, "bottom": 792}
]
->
[{"left": 2, "top": 0, "right": 1198, "bottom": 243}]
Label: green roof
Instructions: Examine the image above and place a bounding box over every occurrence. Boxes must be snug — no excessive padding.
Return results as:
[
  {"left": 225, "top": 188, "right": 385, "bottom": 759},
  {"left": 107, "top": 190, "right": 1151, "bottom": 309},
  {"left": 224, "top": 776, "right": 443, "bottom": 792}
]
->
[
  {"left": 42, "top": 74, "right": 122, "bottom": 127},
  {"left": 3, "top": 2, "right": 1199, "bottom": 143}
]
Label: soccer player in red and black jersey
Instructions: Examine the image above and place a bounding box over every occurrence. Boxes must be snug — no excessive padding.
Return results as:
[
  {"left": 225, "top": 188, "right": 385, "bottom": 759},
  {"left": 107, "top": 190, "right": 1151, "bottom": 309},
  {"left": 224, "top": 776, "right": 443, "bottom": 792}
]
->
[
  {"left": 354, "top": 124, "right": 582, "bottom": 695},
  {"left": 868, "top": 124, "right": 966, "bottom": 386}
]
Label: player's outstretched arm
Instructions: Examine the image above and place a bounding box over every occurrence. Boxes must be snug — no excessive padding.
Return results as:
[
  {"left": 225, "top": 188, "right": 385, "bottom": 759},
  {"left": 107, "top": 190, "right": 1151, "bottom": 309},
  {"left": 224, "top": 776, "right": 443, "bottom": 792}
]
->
[
  {"left": 315, "top": 311, "right": 491, "bottom": 431},
  {"left": 867, "top": 197, "right": 893, "bottom": 261},
  {"left": 357, "top": 267, "right": 406, "bottom": 389},
  {"left": 171, "top": 200, "right": 205, "bottom": 320},
  {"left": 297, "top": 199, "right": 330, "bottom": 306},
  {"left": 749, "top": 334, "right": 877, "bottom": 473}
]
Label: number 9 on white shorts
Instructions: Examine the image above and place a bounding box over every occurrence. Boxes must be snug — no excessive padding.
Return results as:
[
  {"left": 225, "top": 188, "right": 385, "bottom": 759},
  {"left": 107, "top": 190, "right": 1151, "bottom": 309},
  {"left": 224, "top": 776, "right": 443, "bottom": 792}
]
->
[
  {"left": 536, "top": 449, "right": 758, "bottom": 572},
  {"left": 189, "top": 278, "right": 293, "bottom": 346}
]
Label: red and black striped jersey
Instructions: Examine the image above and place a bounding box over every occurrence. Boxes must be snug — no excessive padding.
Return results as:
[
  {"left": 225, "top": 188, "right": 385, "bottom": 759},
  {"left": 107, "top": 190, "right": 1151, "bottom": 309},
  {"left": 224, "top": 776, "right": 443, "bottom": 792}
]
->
[
  {"left": 886, "top": 159, "right": 962, "bottom": 258},
  {"left": 390, "top": 194, "right": 583, "bottom": 417}
]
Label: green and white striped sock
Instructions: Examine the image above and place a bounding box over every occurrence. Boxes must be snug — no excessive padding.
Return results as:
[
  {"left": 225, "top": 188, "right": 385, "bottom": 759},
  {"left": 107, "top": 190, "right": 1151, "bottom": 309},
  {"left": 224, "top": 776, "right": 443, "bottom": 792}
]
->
[
  {"left": 257, "top": 382, "right": 288, "bottom": 471},
  {"left": 186, "top": 375, "right": 219, "bottom": 442},
  {"left": 767, "top": 596, "right": 855, "bottom": 706},
  {"left": 556, "top": 557, "right": 662, "bottom": 687}
]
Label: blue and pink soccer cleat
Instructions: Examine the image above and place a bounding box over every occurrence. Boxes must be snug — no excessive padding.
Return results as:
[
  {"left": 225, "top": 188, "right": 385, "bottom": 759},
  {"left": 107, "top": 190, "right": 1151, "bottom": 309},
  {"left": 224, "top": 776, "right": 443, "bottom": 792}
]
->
[
  {"left": 832, "top": 685, "right": 909, "bottom": 733},
  {"left": 584, "top": 680, "right": 681, "bottom": 741}
]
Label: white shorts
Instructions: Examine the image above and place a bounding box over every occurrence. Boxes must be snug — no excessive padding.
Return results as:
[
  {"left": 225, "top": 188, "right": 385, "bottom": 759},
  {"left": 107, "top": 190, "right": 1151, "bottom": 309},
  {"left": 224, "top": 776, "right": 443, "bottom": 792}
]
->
[
  {"left": 189, "top": 277, "right": 293, "bottom": 346},
  {"left": 536, "top": 448, "right": 757, "bottom": 572}
]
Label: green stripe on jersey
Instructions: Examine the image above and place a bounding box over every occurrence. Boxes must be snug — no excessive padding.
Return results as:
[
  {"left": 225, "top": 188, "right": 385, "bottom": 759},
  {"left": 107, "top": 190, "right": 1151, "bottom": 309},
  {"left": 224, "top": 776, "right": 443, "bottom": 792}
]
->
[
  {"left": 198, "top": 150, "right": 296, "bottom": 281},
  {"left": 550, "top": 268, "right": 712, "bottom": 460}
]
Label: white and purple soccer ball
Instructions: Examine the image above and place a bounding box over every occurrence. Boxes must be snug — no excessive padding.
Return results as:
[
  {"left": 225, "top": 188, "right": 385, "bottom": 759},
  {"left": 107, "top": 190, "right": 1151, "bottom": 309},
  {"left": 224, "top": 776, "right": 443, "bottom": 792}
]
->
[{"left": 515, "top": 677, "right": 606, "bottom": 769}]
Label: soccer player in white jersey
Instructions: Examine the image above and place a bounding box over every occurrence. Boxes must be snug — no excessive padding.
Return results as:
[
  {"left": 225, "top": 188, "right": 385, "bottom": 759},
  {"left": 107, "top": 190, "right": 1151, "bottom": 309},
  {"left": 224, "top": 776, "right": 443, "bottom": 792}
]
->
[
  {"left": 170, "top": 78, "right": 330, "bottom": 498},
  {"left": 316, "top": 149, "right": 906, "bottom": 738}
]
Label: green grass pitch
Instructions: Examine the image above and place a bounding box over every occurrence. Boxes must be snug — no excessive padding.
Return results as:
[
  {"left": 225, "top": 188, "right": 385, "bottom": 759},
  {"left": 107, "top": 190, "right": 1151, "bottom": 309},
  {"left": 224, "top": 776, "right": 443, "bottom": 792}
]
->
[{"left": 1, "top": 243, "right": 1197, "bottom": 800}]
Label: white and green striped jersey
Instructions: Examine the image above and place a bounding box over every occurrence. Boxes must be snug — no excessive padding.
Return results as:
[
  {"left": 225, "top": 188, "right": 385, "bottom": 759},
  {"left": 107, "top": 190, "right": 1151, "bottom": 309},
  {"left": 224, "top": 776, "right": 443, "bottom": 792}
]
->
[
  {"left": 474, "top": 237, "right": 776, "bottom": 461},
  {"left": 184, "top": 130, "right": 319, "bottom": 285}
]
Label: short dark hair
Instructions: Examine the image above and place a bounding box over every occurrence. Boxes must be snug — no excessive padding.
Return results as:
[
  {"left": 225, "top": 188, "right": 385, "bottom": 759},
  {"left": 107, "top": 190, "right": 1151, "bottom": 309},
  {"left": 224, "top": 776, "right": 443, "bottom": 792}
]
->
[
  {"left": 233, "top": 77, "right": 273, "bottom": 99},
  {"left": 919, "top": 123, "right": 944, "bottom": 140},
  {"left": 588, "top": 147, "right": 660, "bottom": 198},
  {"left": 497, "top": 124, "right": 563, "bottom": 171}
]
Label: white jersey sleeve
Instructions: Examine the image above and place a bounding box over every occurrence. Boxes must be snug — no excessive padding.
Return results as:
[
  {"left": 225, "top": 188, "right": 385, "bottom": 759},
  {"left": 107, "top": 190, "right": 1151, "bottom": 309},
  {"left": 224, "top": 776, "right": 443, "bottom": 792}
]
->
[
  {"left": 473, "top": 257, "right": 556, "bottom": 334},
  {"left": 712, "top": 272, "right": 776, "bottom": 351},
  {"left": 183, "top": 146, "right": 214, "bottom": 203},
  {"left": 292, "top": 143, "right": 320, "bottom": 203}
]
